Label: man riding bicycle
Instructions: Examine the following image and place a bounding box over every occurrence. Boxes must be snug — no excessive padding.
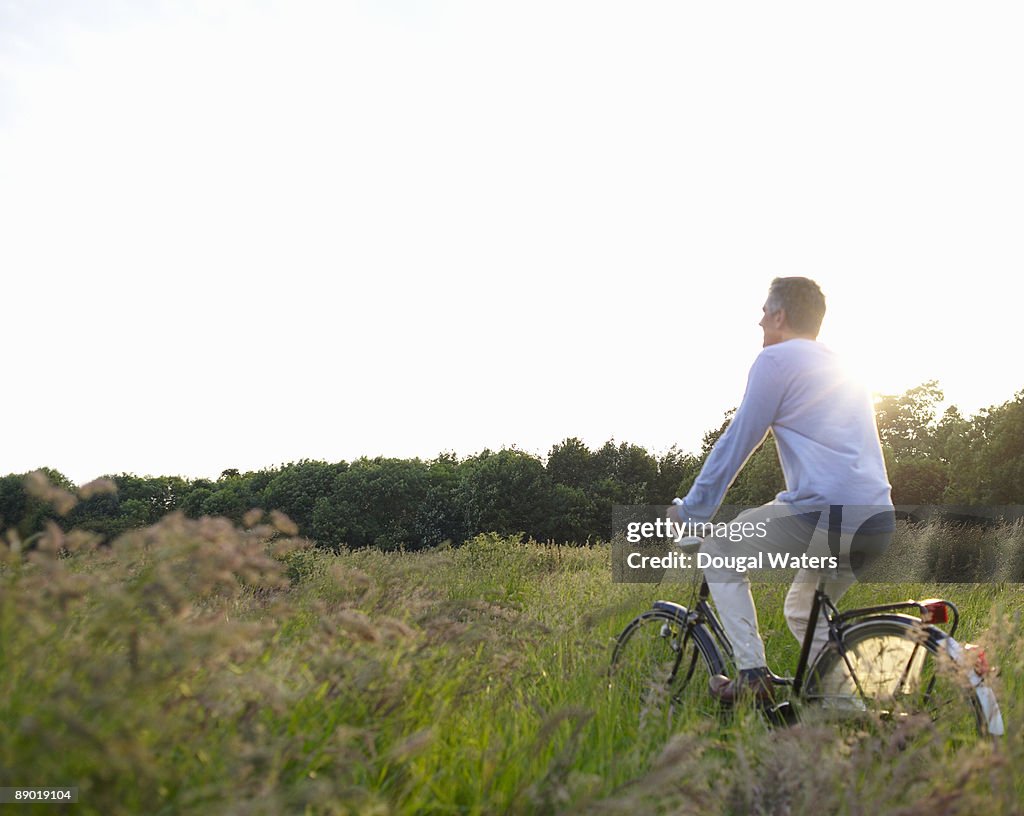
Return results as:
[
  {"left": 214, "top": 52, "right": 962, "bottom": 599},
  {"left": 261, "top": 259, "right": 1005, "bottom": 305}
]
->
[{"left": 666, "top": 277, "right": 894, "bottom": 704}]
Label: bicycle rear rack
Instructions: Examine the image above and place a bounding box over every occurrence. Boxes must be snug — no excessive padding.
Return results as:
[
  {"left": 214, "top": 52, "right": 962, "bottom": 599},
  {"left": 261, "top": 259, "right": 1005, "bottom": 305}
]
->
[{"left": 836, "top": 599, "right": 959, "bottom": 638}]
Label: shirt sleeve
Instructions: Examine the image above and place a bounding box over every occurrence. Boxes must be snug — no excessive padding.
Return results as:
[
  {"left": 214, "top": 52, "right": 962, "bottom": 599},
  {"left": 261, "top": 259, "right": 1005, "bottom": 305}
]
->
[{"left": 680, "top": 352, "right": 786, "bottom": 524}]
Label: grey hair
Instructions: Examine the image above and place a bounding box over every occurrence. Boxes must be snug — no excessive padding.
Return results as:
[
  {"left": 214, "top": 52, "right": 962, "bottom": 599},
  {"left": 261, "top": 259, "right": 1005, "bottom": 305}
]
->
[{"left": 766, "top": 277, "right": 826, "bottom": 336}]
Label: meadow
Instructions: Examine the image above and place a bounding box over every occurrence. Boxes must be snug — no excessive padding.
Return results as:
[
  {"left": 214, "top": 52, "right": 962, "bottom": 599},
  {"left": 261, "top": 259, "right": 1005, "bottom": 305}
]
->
[{"left": 1, "top": 512, "right": 1022, "bottom": 815}]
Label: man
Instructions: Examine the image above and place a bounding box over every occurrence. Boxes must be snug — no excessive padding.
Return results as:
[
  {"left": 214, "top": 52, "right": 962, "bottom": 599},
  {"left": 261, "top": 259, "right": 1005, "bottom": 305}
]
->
[{"left": 667, "top": 277, "right": 893, "bottom": 704}]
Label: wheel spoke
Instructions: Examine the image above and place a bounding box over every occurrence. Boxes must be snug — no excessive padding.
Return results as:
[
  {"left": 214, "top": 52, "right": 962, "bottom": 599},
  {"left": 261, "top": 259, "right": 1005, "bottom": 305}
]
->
[
  {"left": 805, "top": 618, "right": 985, "bottom": 740},
  {"left": 610, "top": 611, "right": 723, "bottom": 734}
]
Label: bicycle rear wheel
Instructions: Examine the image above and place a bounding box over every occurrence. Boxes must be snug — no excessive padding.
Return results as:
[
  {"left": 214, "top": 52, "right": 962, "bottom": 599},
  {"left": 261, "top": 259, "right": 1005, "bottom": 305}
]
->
[
  {"left": 609, "top": 603, "right": 725, "bottom": 734},
  {"left": 805, "top": 616, "right": 986, "bottom": 741}
]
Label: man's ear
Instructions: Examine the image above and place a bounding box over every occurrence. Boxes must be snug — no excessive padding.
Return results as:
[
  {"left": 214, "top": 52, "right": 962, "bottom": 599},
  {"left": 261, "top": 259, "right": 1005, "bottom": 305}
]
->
[{"left": 772, "top": 308, "right": 787, "bottom": 329}]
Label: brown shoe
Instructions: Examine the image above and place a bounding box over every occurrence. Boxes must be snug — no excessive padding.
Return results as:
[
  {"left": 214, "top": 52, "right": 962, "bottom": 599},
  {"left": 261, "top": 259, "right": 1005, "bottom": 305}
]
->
[{"left": 709, "top": 667, "right": 775, "bottom": 705}]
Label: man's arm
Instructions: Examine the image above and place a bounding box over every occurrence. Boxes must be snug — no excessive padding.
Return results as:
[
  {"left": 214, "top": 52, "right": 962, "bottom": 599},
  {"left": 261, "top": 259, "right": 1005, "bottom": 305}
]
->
[{"left": 673, "top": 353, "right": 786, "bottom": 524}]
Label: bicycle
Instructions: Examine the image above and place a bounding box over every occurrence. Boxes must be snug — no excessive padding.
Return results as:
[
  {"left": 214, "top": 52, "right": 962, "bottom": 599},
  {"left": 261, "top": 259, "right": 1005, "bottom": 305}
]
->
[{"left": 609, "top": 539, "right": 1004, "bottom": 741}]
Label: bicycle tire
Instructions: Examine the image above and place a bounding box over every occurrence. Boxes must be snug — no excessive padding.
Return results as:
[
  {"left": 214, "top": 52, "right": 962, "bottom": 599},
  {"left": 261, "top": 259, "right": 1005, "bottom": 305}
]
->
[
  {"left": 804, "top": 615, "right": 986, "bottom": 740},
  {"left": 609, "top": 603, "right": 726, "bottom": 732}
]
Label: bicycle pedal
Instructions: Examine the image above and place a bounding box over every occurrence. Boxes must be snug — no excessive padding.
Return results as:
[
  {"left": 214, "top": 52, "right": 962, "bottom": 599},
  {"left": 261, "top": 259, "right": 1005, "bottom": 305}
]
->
[{"left": 764, "top": 701, "right": 799, "bottom": 727}]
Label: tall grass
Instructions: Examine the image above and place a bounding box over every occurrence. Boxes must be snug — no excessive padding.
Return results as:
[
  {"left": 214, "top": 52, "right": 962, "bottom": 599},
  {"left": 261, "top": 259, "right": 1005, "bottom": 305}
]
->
[
  {"left": 1, "top": 487, "right": 1022, "bottom": 814},
  {"left": 864, "top": 518, "right": 1024, "bottom": 583}
]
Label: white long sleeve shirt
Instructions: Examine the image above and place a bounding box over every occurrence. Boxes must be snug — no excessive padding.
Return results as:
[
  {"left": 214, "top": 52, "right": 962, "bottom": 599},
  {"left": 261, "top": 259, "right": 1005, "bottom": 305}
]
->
[{"left": 679, "top": 339, "right": 893, "bottom": 530}]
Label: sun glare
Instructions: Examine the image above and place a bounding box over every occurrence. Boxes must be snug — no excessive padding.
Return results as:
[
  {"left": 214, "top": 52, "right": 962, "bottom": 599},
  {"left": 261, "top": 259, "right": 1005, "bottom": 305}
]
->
[{"left": 1, "top": 1, "right": 1022, "bottom": 482}]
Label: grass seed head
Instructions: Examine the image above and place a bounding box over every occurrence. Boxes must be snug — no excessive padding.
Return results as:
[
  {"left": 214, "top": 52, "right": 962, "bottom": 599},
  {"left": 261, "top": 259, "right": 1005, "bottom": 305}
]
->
[
  {"left": 25, "top": 470, "right": 78, "bottom": 515},
  {"left": 336, "top": 609, "right": 381, "bottom": 642},
  {"left": 243, "top": 508, "right": 265, "bottom": 528},
  {"left": 270, "top": 510, "right": 299, "bottom": 536},
  {"left": 78, "top": 478, "right": 118, "bottom": 499},
  {"left": 37, "top": 520, "right": 66, "bottom": 553}
]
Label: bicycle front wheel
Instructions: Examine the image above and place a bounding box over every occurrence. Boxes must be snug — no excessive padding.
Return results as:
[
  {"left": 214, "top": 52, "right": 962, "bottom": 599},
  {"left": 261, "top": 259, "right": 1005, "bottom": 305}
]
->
[
  {"left": 805, "top": 616, "right": 986, "bottom": 741},
  {"left": 609, "top": 604, "right": 725, "bottom": 733}
]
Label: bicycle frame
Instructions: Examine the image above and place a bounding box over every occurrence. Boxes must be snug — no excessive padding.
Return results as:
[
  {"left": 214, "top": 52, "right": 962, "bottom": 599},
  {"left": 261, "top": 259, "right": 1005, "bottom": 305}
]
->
[{"left": 681, "top": 573, "right": 961, "bottom": 703}]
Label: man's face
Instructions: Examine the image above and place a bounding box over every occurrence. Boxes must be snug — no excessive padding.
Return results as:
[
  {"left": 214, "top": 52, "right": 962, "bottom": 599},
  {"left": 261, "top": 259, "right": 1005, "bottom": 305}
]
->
[{"left": 759, "top": 299, "right": 785, "bottom": 347}]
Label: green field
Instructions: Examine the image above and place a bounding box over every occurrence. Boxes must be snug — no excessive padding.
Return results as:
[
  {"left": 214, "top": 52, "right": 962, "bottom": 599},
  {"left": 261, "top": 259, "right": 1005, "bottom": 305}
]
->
[{"left": 2, "top": 517, "right": 1022, "bottom": 815}]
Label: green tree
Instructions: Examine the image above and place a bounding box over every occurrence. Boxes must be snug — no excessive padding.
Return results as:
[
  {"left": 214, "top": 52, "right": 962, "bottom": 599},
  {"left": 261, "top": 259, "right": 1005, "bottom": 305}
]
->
[
  {"left": 457, "top": 449, "right": 553, "bottom": 541},
  {"left": 546, "top": 483, "right": 598, "bottom": 544},
  {"left": 985, "top": 391, "right": 1024, "bottom": 503},
  {"left": 0, "top": 474, "right": 29, "bottom": 535},
  {"left": 546, "top": 438, "right": 596, "bottom": 490},
  {"left": 615, "top": 443, "right": 660, "bottom": 504},
  {"left": 874, "top": 380, "right": 944, "bottom": 460},
  {"left": 580, "top": 440, "right": 662, "bottom": 539},
  {"left": 263, "top": 461, "right": 346, "bottom": 535},
  {"left": 413, "top": 454, "right": 470, "bottom": 547},
  {"left": 0, "top": 469, "right": 76, "bottom": 539},
  {"left": 311, "top": 458, "right": 430, "bottom": 550},
  {"left": 109, "top": 474, "right": 193, "bottom": 524},
  {"left": 181, "top": 487, "right": 212, "bottom": 519},
  {"left": 889, "top": 458, "right": 949, "bottom": 504},
  {"left": 700, "top": 410, "right": 735, "bottom": 456},
  {"left": 943, "top": 390, "right": 1024, "bottom": 504},
  {"left": 201, "top": 483, "right": 252, "bottom": 522},
  {"left": 674, "top": 409, "right": 784, "bottom": 510},
  {"left": 66, "top": 487, "right": 124, "bottom": 540},
  {"left": 654, "top": 447, "right": 702, "bottom": 502},
  {"left": 724, "top": 434, "right": 786, "bottom": 506}
]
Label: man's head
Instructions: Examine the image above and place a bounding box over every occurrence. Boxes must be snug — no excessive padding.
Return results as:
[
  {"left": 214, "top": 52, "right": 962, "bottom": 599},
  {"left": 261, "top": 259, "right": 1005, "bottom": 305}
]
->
[{"left": 759, "top": 277, "right": 826, "bottom": 347}]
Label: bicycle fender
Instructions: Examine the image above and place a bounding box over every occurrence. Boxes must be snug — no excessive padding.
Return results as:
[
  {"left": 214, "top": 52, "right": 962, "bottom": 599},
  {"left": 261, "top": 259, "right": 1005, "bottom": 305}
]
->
[
  {"left": 652, "top": 600, "right": 690, "bottom": 621},
  {"left": 943, "top": 636, "right": 1005, "bottom": 737}
]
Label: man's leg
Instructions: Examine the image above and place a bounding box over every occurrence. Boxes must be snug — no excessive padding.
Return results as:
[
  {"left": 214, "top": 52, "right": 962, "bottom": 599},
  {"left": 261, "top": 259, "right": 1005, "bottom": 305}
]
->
[
  {"left": 699, "top": 503, "right": 820, "bottom": 671},
  {"left": 698, "top": 504, "right": 825, "bottom": 702},
  {"left": 701, "top": 533, "right": 777, "bottom": 703},
  {"left": 700, "top": 537, "right": 767, "bottom": 670},
  {"left": 784, "top": 568, "right": 856, "bottom": 666},
  {"left": 785, "top": 527, "right": 893, "bottom": 664}
]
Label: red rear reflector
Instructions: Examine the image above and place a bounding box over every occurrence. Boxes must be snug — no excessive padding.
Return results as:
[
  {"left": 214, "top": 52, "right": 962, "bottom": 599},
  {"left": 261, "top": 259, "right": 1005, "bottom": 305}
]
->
[
  {"left": 920, "top": 600, "right": 949, "bottom": 624},
  {"left": 967, "top": 645, "right": 991, "bottom": 676}
]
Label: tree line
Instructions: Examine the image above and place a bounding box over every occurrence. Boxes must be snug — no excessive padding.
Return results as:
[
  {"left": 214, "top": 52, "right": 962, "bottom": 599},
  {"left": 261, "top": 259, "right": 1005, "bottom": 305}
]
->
[{"left": 2, "top": 381, "right": 1021, "bottom": 550}]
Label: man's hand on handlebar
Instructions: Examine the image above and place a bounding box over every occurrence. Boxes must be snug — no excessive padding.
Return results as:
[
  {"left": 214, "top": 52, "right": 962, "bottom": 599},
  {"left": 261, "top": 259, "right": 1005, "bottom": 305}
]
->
[{"left": 665, "top": 497, "right": 686, "bottom": 525}]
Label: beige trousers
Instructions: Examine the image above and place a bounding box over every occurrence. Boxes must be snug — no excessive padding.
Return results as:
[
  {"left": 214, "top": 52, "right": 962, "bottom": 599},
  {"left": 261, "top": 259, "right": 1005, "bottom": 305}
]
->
[{"left": 699, "top": 503, "right": 884, "bottom": 671}]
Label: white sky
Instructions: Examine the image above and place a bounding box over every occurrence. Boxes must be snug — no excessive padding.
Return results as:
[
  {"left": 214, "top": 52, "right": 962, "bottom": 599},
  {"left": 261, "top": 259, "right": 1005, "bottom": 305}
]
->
[{"left": 2, "top": 0, "right": 1022, "bottom": 485}]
